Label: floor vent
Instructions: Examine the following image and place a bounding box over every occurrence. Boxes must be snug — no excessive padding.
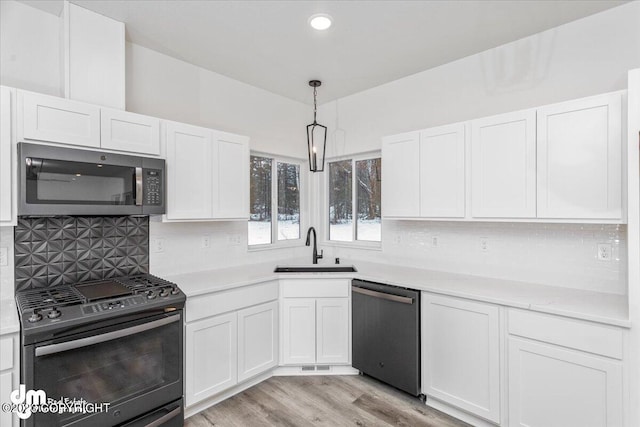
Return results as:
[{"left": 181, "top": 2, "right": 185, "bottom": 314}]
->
[
  {"left": 316, "top": 365, "right": 330, "bottom": 371},
  {"left": 301, "top": 366, "right": 316, "bottom": 371}
]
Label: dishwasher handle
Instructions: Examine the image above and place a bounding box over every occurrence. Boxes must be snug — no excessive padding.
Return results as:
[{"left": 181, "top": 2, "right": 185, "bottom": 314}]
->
[{"left": 352, "top": 285, "right": 414, "bottom": 305}]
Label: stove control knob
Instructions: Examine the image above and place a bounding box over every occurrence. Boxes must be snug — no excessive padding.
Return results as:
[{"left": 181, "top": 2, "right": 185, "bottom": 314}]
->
[
  {"left": 146, "top": 291, "right": 157, "bottom": 300},
  {"left": 159, "top": 288, "right": 170, "bottom": 298},
  {"left": 48, "top": 308, "right": 61, "bottom": 319},
  {"left": 170, "top": 287, "right": 179, "bottom": 295},
  {"left": 28, "top": 310, "right": 42, "bottom": 323}
]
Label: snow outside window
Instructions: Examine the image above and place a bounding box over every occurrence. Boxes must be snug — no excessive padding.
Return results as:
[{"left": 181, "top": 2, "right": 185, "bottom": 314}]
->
[
  {"left": 249, "top": 155, "right": 301, "bottom": 246},
  {"left": 329, "top": 157, "right": 381, "bottom": 242}
]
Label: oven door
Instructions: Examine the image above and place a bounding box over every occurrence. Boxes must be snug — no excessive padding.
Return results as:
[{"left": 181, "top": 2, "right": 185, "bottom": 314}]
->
[
  {"left": 23, "top": 311, "right": 183, "bottom": 427},
  {"left": 18, "top": 142, "right": 145, "bottom": 216}
]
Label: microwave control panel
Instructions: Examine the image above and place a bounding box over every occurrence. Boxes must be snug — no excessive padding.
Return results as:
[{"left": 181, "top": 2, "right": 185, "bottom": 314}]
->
[{"left": 143, "top": 169, "right": 163, "bottom": 206}]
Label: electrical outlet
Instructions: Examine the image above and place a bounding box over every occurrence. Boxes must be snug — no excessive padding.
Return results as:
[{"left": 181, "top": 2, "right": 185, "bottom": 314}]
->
[
  {"left": 393, "top": 235, "right": 402, "bottom": 244},
  {"left": 0, "top": 247, "right": 7, "bottom": 266},
  {"left": 152, "top": 238, "right": 165, "bottom": 253},
  {"left": 201, "top": 235, "right": 211, "bottom": 249},
  {"left": 479, "top": 237, "right": 489, "bottom": 253},
  {"left": 431, "top": 236, "right": 439, "bottom": 248},
  {"left": 597, "top": 243, "right": 612, "bottom": 261},
  {"left": 227, "top": 234, "right": 242, "bottom": 245}
]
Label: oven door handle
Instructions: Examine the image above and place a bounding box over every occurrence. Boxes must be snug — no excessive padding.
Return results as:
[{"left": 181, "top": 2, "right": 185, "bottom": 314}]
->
[
  {"left": 145, "top": 406, "right": 182, "bottom": 427},
  {"left": 35, "top": 314, "right": 179, "bottom": 357}
]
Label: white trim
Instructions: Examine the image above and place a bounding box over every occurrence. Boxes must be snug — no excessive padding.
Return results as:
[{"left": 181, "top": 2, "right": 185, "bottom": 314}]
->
[
  {"left": 248, "top": 152, "right": 308, "bottom": 249},
  {"left": 322, "top": 152, "right": 382, "bottom": 247}
]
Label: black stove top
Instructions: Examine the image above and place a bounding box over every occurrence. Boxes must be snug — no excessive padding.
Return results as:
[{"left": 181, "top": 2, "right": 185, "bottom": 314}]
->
[{"left": 16, "top": 274, "right": 185, "bottom": 337}]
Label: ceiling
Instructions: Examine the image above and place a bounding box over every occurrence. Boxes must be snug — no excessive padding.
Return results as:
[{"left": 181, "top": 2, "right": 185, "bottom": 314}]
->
[{"left": 20, "top": 0, "right": 627, "bottom": 104}]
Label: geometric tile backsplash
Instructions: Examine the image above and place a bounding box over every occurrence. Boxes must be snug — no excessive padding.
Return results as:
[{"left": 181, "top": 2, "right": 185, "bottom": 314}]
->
[{"left": 14, "top": 216, "right": 149, "bottom": 291}]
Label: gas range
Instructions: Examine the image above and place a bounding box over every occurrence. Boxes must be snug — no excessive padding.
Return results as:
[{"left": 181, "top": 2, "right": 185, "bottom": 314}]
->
[{"left": 16, "top": 274, "right": 185, "bottom": 343}]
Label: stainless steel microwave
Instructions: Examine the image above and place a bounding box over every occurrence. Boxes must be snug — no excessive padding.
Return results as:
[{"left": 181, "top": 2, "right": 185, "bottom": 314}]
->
[{"left": 18, "top": 143, "right": 165, "bottom": 216}]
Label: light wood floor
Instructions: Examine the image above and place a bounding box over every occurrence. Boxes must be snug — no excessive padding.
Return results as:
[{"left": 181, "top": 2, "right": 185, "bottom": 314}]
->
[{"left": 185, "top": 375, "right": 470, "bottom": 427}]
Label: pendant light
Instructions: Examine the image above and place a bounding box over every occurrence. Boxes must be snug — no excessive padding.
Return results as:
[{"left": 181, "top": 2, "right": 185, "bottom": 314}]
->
[{"left": 306, "top": 80, "right": 327, "bottom": 172}]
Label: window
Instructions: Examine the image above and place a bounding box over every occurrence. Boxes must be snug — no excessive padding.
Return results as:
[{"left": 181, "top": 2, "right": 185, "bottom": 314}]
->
[
  {"left": 249, "top": 155, "right": 302, "bottom": 246},
  {"left": 328, "top": 156, "right": 381, "bottom": 243}
]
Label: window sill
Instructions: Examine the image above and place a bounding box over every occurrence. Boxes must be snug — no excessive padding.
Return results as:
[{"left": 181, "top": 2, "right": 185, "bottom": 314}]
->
[
  {"left": 248, "top": 240, "right": 306, "bottom": 252},
  {"left": 321, "top": 240, "right": 382, "bottom": 251}
]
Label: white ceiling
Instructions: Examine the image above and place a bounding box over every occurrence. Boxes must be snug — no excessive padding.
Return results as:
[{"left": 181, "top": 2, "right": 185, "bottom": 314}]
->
[{"left": 20, "top": 0, "right": 627, "bottom": 104}]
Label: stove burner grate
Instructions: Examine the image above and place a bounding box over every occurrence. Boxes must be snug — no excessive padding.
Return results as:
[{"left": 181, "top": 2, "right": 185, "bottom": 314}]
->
[{"left": 16, "top": 286, "right": 85, "bottom": 312}]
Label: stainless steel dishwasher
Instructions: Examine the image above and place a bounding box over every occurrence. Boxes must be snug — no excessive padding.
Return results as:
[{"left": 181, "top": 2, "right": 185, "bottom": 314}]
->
[{"left": 352, "top": 279, "right": 422, "bottom": 397}]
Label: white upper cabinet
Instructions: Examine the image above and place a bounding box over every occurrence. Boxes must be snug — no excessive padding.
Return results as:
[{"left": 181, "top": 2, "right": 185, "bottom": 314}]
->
[
  {"left": 419, "top": 123, "right": 466, "bottom": 218},
  {"left": 19, "top": 91, "right": 101, "bottom": 148},
  {"left": 164, "top": 123, "right": 249, "bottom": 221},
  {"left": 471, "top": 109, "right": 537, "bottom": 218},
  {"left": 537, "top": 92, "right": 623, "bottom": 220},
  {"left": 382, "top": 131, "right": 420, "bottom": 217},
  {"left": 64, "top": 3, "right": 125, "bottom": 109},
  {"left": 100, "top": 108, "right": 160, "bottom": 155},
  {"left": 165, "top": 122, "right": 213, "bottom": 220},
  {"left": 0, "top": 87, "right": 14, "bottom": 225},
  {"left": 212, "top": 131, "right": 249, "bottom": 219}
]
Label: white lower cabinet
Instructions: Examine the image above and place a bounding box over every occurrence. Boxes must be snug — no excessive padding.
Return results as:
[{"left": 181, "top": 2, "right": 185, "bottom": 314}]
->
[
  {"left": 185, "top": 312, "right": 238, "bottom": 406},
  {"left": 421, "top": 293, "right": 501, "bottom": 424},
  {"left": 508, "top": 337, "right": 623, "bottom": 427},
  {"left": 507, "top": 309, "right": 624, "bottom": 427},
  {"left": 282, "top": 298, "right": 316, "bottom": 365},
  {"left": 281, "top": 279, "right": 350, "bottom": 366},
  {"left": 184, "top": 283, "right": 278, "bottom": 408},
  {"left": 316, "top": 298, "right": 350, "bottom": 364},
  {"left": 0, "top": 333, "right": 19, "bottom": 427},
  {"left": 237, "top": 301, "right": 279, "bottom": 382}
]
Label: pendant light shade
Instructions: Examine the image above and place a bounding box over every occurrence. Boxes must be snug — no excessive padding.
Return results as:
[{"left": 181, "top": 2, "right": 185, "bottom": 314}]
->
[{"left": 307, "top": 80, "right": 327, "bottom": 172}]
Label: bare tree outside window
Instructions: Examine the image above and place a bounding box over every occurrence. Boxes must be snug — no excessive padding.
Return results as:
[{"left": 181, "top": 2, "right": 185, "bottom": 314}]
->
[
  {"left": 248, "top": 156, "right": 272, "bottom": 245},
  {"left": 277, "top": 162, "right": 300, "bottom": 240},
  {"left": 356, "top": 158, "right": 382, "bottom": 241}
]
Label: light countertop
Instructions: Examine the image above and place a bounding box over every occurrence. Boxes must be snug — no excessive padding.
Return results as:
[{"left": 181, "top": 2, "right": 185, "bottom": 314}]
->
[
  {"left": 0, "top": 299, "right": 20, "bottom": 335},
  {"left": 164, "top": 258, "right": 630, "bottom": 328}
]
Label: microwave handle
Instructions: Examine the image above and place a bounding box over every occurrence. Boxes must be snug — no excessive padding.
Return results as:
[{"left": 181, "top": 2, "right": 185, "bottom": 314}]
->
[{"left": 135, "top": 167, "right": 143, "bottom": 206}]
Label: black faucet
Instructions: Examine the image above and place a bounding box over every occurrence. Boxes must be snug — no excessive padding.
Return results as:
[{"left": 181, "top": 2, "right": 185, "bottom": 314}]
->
[{"left": 305, "top": 227, "right": 323, "bottom": 264}]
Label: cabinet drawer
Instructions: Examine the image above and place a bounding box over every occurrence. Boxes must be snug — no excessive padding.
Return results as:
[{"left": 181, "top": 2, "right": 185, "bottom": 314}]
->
[
  {"left": 0, "top": 336, "right": 13, "bottom": 371},
  {"left": 281, "top": 279, "right": 350, "bottom": 298},
  {"left": 186, "top": 281, "right": 278, "bottom": 322},
  {"left": 508, "top": 309, "right": 623, "bottom": 359}
]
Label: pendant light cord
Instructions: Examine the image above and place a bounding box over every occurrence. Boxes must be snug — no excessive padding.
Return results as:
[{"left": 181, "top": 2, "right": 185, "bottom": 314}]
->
[{"left": 313, "top": 86, "right": 318, "bottom": 124}]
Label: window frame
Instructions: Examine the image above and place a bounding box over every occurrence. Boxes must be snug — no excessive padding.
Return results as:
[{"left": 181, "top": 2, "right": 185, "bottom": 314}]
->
[
  {"left": 248, "top": 151, "right": 308, "bottom": 250},
  {"left": 322, "top": 151, "right": 382, "bottom": 250}
]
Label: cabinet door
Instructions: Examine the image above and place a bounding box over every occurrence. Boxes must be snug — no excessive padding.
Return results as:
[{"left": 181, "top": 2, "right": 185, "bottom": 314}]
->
[
  {"left": 537, "top": 92, "right": 623, "bottom": 219},
  {"left": 382, "top": 131, "right": 420, "bottom": 217},
  {"left": 281, "top": 299, "right": 316, "bottom": 365},
  {"left": 212, "top": 131, "right": 249, "bottom": 219},
  {"left": 18, "top": 91, "right": 100, "bottom": 147},
  {"left": 100, "top": 108, "right": 160, "bottom": 155},
  {"left": 185, "top": 312, "right": 238, "bottom": 407},
  {"left": 471, "top": 110, "right": 536, "bottom": 218},
  {"left": 316, "top": 298, "right": 349, "bottom": 364},
  {"left": 165, "top": 122, "right": 213, "bottom": 220},
  {"left": 0, "top": 371, "right": 14, "bottom": 427},
  {"left": 422, "top": 294, "right": 500, "bottom": 423},
  {"left": 0, "top": 87, "right": 13, "bottom": 224},
  {"left": 508, "top": 337, "right": 623, "bottom": 427},
  {"left": 237, "top": 301, "right": 278, "bottom": 382},
  {"left": 419, "top": 123, "right": 466, "bottom": 217}
]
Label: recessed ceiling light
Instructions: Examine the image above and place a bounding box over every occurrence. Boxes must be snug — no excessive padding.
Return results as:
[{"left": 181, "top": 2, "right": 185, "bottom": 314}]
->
[{"left": 309, "top": 14, "right": 332, "bottom": 31}]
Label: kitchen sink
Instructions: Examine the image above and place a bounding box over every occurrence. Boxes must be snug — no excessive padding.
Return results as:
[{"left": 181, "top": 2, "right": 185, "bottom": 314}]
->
[{"left": 274, "top": 265, "right": 357, "bottom": 273}]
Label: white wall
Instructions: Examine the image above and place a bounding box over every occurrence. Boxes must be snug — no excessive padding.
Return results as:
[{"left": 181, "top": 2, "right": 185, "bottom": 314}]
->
[
  {"left": 318, "top": 2, "right": 640, "bottom": 295},
  {"left": 0, "top": 0, "right": 61, "bottom": 96},
  {"left": 318, "top": 1, "right": 640, "bottom": 158},
  {"left": 126, "top": 43, "right": 307, "bottom": 158}
]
